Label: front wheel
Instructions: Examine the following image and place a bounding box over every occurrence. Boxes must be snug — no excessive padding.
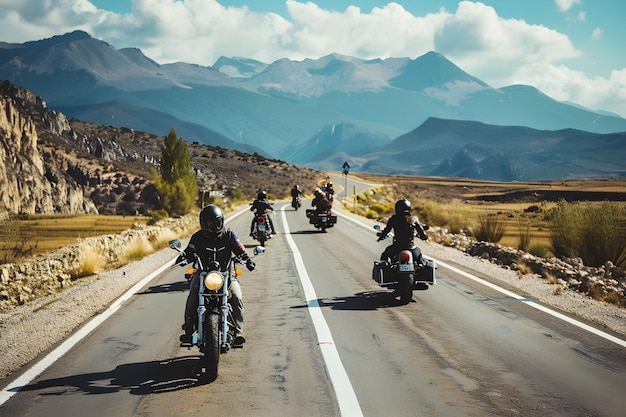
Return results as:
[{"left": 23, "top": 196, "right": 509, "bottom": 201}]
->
[{"left": 203, "top": 313, "right": 220, "bottom": 380}]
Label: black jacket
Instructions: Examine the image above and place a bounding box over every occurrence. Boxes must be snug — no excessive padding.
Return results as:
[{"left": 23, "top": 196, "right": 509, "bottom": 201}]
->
[
  {"left": 250, "top": 199, "right": 274, "bottom": 216},
  {"left": 184, "top": 228, "right": 250, "bottom": 271},
  {"left": 379, "top": 214, "right": 427, "bottom": 249}
]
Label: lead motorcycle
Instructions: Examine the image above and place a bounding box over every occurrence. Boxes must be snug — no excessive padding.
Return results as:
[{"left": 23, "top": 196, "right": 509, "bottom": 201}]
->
[
  {"left": 169, "top": 239, "right": 264, "bottom": 380},
  {"left": 372, "top": 224, "right": 436, "bottom": 304}
]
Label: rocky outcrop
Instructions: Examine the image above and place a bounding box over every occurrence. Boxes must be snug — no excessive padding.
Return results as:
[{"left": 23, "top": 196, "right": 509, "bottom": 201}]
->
[
  {"left": 427, "top": 226, "right": 626, "bottom": 305},
  {"left": 0, "top": 81, "right": 98, "bottom": 220},
  {"left": 0, "top": 81, "right": 167, "bottom": 219},
  {"left": 465, "top": 241, "right": 626, "bottom": 304}
]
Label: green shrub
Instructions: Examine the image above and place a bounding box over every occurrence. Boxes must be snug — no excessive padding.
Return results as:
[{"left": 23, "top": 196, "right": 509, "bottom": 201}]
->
[
  {"left": 517, "top": 221, "right": 533, "bottom": 252},
  {"left": 148, "top": 209, "right": 169, "bottom": 225},
  {"left": 548, "top": 201, "right": 626, "bottom": 268},
  {"left": 528, "top": 243, "right": 550, "bottom": 258},
  {"left": 472, "top": 214, "right": 505, "bottom": 243}
]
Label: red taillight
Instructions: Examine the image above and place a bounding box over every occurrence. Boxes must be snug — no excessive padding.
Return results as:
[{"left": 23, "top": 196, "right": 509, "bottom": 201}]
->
[
  {"left": 399, "top": 252, "right": 411, "bottom": 262},
  {"left": 258, "top": 216, "right": 266, "bottom": 224}
]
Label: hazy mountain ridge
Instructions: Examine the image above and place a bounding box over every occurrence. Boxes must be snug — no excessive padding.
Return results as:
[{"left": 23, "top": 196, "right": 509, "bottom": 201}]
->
[{"left": 2, "top": 31, "right": 626, "bottom": 180}]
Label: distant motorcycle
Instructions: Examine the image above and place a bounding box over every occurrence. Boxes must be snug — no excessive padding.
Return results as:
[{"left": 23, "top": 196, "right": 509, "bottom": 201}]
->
[
  {"left": 169, "top": 239, "right": 264, "bottom": 380},
  {"left": 372, "top": 225, "right": 436, "bottom": 304},
  {"left": 291, "top": 195, "right": 302, "bottom": 210},
  {"left": 306, "top": 208, "right": 337, "bottom": 232}
]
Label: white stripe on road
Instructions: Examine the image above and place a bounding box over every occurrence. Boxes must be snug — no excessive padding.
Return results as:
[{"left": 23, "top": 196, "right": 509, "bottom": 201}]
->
[
  {"left": 333, "top": 209, "right": 626, "bottom": 348},
  {"left": 0, "top": 260, "right": 174, "bottom": 405},
  {"left": 280, "top": 205, "right": 363, "bottom": 417},
  {"left": 0, "top": 206, "right": 251, "bottom": 406}
]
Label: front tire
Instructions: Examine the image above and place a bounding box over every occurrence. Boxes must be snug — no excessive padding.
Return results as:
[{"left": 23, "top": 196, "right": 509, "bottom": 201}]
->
[{"left": 204, "top": 313, "right": 220, "bottom": 380}]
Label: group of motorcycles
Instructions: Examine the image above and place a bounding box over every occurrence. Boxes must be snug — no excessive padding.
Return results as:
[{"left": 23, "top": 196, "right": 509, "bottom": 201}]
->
[{"left": 169, "top": 186, "right": 436, "bottom": 380}]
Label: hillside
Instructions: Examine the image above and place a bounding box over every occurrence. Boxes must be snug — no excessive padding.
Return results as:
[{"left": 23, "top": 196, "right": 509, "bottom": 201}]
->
[{"left": 0, "top": 80, "right": 320, "bottom": 220}]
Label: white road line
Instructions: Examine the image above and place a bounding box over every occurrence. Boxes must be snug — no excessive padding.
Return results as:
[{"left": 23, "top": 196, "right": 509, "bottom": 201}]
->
[
  {"left": 280, "top": 205, "right": 363, "bottom": 417},
  {"left": 334, "top": 209, "right": 626, "bottom": 348},
  {"left": 0, "top": 260, "right": 174, "bottom": 405},
  {"left": 0, "top": 207, "right": 251, "bottom": 406}
]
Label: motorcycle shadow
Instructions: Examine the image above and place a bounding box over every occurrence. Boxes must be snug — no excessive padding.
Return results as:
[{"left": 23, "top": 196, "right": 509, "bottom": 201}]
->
[
  {"left": 290, "top": 230, "right": 324, "bottom": 235},
  {"left": 294, "top": 291, "right": 414, "bottom": 311},
  {"left": 16, "top": 355, "right": 217, "bottom": 396}
]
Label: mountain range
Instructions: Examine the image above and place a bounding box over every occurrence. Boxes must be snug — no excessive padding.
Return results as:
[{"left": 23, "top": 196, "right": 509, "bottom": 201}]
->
[{"left": 1, "top": 30, "right": 625, "bottom": 180}]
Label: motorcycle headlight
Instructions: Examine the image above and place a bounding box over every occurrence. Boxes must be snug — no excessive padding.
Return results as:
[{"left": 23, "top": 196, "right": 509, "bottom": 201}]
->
[{"left": 204, "top": 271, "right": 224, "bottom": 291}]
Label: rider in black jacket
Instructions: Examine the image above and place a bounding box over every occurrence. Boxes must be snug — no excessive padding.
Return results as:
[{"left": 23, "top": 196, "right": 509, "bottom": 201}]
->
[
  {"left": 250, "top": 190, "right": 276, "bottom": 236},
  {"left": 378, "top": 199, "right": 428, "bottom": 263},
  {"left": 179, "top": 205, "right": 255, "bottom": 346}
]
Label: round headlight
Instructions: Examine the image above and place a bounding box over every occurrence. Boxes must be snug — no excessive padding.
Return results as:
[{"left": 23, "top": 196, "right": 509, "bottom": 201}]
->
[{"left": 204, "top": 271, "right": 224, "bottom": 291}]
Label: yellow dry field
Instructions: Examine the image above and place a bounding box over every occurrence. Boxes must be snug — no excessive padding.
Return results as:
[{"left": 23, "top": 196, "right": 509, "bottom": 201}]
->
[
  {"left": 350, "top": 174, "right": 626, "bottom": 253},
  {"left": 4, "top": 214, "right": 149, "bottom": 255}
]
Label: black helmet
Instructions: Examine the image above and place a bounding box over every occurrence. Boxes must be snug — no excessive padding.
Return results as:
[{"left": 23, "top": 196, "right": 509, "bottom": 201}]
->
[
  {"left": 199, "top": 205, "right": 224, "bottom": 236},
  {"left": 394, "top": 199, "right": 411, "bottom": 216},
  {"left": 257, "top": 190, "right": 267, "bottom": 200}
]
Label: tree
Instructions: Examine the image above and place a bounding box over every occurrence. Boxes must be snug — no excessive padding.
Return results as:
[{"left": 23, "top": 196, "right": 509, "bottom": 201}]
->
[{"left": 154, "top": 128, "right": 198, "bottom": 216}]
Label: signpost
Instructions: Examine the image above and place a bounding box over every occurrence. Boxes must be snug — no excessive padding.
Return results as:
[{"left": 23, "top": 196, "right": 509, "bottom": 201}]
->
[{"left": 342, "top": 161, "right": 350, "bottom": 203}]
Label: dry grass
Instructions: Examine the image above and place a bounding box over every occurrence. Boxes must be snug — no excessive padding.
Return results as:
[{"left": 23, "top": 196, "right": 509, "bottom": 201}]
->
[
  {"left": 118, "top": 235, "right": 154, "bottom": 265},
  {"left": 70, "top": 244, "right": 106, "bottom": 280}
]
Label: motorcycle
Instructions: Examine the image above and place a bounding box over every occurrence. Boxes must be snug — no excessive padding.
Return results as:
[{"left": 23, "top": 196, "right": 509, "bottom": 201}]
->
[
  {"left": 372, "top": 225, "right": 436, "bottom": 304},
  {"left": 251, "top": 213, "right": 272, "bottom": 246},
  {"left": 291, "top": 195, "right": 301, "bottom": 210},
  {"left": 305, "top": 208, "right": 337, "bottom": 232},
  {"left": 169, "top": 239, "right": 264, "bottom": 380}
]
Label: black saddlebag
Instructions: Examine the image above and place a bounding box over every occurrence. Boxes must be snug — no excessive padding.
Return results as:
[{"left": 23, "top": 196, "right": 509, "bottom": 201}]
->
[
  {"left": 415, "top": 259, "right": 436, "bottom": 284},
  {"left": 372, "top": 261, "right": 394, "bottom": 286}
]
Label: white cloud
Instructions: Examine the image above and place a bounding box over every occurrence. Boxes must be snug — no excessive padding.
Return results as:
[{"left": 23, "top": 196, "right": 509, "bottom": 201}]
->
[
  {"left": 434, "top": 2, "right": 580, "bottom": 83},
  {"left": 0, "top": 0, "right": 624, "bottom": 117},
  {"left": 591, "top": 27, "right": 603, "bottom": 40},
  {"left": 555, "top": 0, "right": 582, "bottom": 13}
]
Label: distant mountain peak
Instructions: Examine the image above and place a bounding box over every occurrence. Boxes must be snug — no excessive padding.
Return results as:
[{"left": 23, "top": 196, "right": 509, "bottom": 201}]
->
[{"left": 25, "top": 30, "right": 93, "bottom": 47}]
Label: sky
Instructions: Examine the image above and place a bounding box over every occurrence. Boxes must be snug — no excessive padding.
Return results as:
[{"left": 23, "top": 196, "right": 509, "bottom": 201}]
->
[{"left": 0, "top": 0, "right": 625, "bottom": 117}]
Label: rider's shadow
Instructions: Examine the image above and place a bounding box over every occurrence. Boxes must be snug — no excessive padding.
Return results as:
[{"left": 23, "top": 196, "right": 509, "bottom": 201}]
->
[{"left": 15, "top": 355, "right": 213, "bottom": 396}]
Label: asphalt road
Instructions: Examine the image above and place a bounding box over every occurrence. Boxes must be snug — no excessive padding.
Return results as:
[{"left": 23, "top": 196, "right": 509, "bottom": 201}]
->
[{"left": 1, "top": 182, "right": 625, "bottom": 416}]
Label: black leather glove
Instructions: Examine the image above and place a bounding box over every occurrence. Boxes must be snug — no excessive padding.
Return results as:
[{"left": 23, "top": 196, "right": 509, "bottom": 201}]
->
[
  {"left": 246, "top": 259, "right": 256, "bottom": 271},
  {"left": 175, "top": 254, "right": 186, "bottom": 264}
]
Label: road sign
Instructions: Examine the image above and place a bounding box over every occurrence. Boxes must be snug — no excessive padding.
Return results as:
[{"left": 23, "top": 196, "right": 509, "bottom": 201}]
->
[{"left": 342, "top": 161, "right": 350, "bottom": 175}]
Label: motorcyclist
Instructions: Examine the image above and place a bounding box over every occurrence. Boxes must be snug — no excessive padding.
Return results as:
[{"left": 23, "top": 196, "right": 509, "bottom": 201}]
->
[
  {"left": 324, "top": 181, "right": 335, "bottom": 196},
  {"left": 377, "top": 199, "right": 428, "bottom": 264},
  {"left": 250, "top": 190, "right": 276, "bottom": 236},
  {"left": 311, "top": 188, "right": 332, "bottom": 214},
  {"left": 290, "top": 184, "right": 302, "bottom": 201},
  {"left": 179, "top": 205, "right": 255, "bottom": 346}
]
